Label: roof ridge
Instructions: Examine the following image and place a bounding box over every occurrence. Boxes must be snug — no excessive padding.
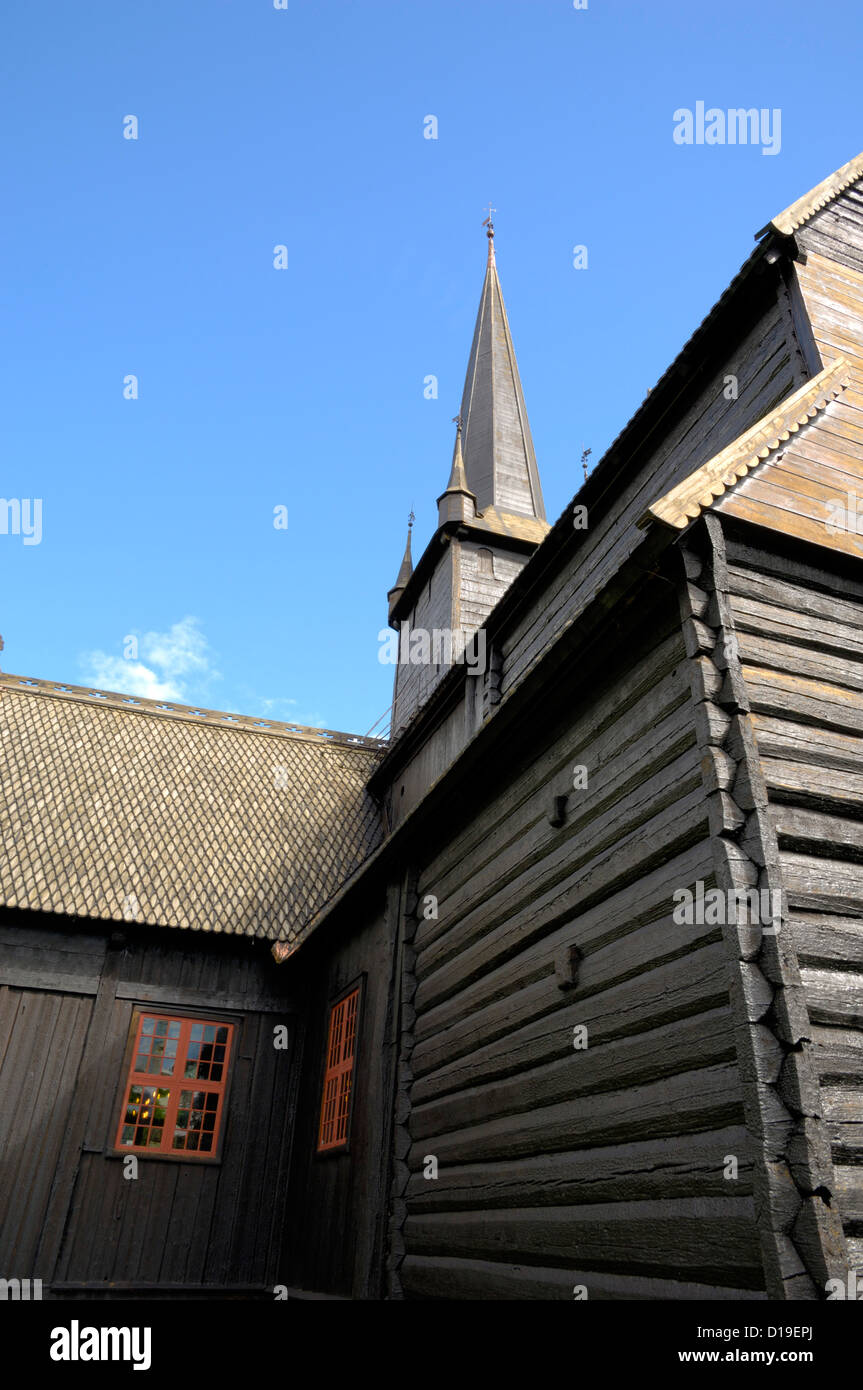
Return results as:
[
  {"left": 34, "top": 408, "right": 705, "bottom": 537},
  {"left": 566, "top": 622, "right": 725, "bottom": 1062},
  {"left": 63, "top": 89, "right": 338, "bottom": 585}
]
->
[
  {"left": 0, "top": 673, "right": 387, "bottom": 751},
  {"left": 638, "top": 357, "right": 852, "bottom": 531},
  {"left": 759, "top": 148, "right": 863, "bottom": 238}
]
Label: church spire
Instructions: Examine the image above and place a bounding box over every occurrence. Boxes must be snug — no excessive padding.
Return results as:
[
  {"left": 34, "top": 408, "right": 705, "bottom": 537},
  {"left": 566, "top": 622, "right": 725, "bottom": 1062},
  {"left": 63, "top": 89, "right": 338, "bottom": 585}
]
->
[
  {"left": 386, "top": 223, "right": 550, "bottom": 737},
  {"left": 437, "top": 417, "right": 477, "bottom": 525},
  {"left": 387, "top": 513, "right": 414, "bottom": 618},
  {"left": 458, "top": 216, "right": 546, "bottom": 520}
]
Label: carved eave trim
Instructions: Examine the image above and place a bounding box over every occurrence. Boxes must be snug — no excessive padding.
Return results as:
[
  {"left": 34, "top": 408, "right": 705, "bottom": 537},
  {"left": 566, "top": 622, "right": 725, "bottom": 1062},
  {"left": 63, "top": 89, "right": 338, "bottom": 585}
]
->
[
  {"left": 757, "top": 149, "right": 863, "bottom": 238},
  {"left": 638, "top": 358, "right": 852, "bottom": 533}
]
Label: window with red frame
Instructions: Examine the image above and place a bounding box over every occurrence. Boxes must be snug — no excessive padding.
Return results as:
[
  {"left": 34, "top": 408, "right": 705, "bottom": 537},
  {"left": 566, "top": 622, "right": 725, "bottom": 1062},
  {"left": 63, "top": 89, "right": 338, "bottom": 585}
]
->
[
  {"left": 317, "top": 988, "right": 360, "bottom": 1152},
  {"left": 114, "top": 1013, "right": 234, "bottom": 1158}
]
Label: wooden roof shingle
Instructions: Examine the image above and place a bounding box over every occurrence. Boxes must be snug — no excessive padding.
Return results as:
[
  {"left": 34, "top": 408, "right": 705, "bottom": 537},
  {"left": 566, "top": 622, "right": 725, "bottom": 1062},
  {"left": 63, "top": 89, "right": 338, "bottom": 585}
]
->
[{"left": 0, "top": 675, "right": 385, "bottom": 945}]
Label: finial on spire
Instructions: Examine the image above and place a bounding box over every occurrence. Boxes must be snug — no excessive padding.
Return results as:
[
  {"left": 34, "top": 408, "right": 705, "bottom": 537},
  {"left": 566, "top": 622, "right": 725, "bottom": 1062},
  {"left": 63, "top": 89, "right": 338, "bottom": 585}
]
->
[
  {"left": 452, "top": 414, "right": 463, "bottom": 435},
  {"left": 482, "top": 204, "right": 496, "bottom": 264}
]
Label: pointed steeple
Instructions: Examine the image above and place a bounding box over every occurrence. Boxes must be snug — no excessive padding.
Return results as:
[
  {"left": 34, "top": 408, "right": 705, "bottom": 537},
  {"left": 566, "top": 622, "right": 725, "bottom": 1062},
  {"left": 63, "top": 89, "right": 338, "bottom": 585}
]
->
[
  {"left": 437, "top": 418, "right": 477, "bottom": 525},
  {"left": 387, "top": 514, "right": 414, "bottom": 618},
  {"left": 386, "top": 223, "right": 550, "bottom": 737},
  {"left": 458, "top": 218, "right": 546, "bottom": 520}
]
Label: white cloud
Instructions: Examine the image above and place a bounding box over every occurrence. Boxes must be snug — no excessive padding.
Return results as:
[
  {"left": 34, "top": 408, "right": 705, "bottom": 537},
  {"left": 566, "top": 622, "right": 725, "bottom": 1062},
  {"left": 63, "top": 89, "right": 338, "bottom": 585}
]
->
[
  {"left": 142, "top": 617, "right": 212, "bottom": 679},
  {"left": 81, "top": 617, "right": 220, "bottom": 704},
  {"left": 83, "top": 654, "right": 183, "bottom": 700}
]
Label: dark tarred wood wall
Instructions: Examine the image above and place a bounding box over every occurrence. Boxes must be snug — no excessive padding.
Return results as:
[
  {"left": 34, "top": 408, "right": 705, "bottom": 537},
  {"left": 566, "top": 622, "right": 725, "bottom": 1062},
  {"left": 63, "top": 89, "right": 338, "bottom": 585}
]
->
[
  {"left": 0, "top": 910, "right": 299, "bottom": 1298},
  {"left": 281, "top": 892, "right": 400, "bottom": 1299},
  {"left": 389, "top": 577, "right": 766, "bottom": 1299},
  {"left": 721, "top": 519, "right": 863, "bottom": 1280}
]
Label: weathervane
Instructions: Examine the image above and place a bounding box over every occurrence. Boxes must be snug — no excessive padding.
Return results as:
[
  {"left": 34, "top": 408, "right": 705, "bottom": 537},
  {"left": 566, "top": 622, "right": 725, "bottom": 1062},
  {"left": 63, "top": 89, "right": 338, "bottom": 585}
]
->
[
  {"left": 581, "top": 446, "right": 592, "bottom": 483},
  {"left": 452, "top": 414, "right": 463, "bottom": 434},
  {"left": 482, "top": 203, "right": 496, "bottom": 238}
]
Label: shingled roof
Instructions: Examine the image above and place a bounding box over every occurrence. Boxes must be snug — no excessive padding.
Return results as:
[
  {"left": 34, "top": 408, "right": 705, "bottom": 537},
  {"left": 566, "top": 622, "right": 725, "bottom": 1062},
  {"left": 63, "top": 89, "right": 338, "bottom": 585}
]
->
[{"left": 0, "top": 675, "right": 385, "bottom": 946}]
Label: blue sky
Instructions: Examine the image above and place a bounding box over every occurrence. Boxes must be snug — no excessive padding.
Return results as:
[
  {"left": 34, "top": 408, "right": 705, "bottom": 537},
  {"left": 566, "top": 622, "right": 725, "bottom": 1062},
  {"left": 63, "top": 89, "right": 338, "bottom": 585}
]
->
[{"left": 2, "top": 0, "right": 861, "bottom": 735}]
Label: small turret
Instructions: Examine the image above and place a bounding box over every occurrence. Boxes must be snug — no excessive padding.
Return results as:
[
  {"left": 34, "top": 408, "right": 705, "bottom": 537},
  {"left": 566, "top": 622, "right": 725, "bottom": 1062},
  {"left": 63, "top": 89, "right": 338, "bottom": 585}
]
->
[
  {"left": 437, "top": 419, "right": 477, "bottom": 526},
  {"left": 386, "top": 514, "right": 414, "bottom": 620}
]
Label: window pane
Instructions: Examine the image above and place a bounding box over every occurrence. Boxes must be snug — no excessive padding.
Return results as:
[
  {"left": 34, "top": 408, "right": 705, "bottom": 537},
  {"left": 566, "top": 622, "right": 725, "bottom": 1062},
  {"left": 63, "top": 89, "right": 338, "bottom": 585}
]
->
[{"left": 118, "top": 1018, "right": 231, "bottom": 1158}]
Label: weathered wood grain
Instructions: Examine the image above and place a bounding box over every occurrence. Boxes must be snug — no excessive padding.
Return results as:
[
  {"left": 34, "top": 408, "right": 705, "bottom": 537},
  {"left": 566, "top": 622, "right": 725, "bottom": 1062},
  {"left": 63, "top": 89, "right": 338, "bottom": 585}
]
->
[
  {"left": 400, "top": 1252, "right": 766, "bottom": 1300},
  {"left": 404, "top": 1197, "right": 763, "bottom": 1282}
]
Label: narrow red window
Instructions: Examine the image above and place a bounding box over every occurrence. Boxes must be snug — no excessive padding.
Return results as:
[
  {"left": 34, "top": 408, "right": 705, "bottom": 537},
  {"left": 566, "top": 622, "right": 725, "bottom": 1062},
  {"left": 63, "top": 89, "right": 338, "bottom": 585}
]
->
[
  {"left": 317, "top": 989, "right": 359, "bottom": 1152},
  {"left": 114, "top": 1013, "right": 234, "bottom": 1159}
]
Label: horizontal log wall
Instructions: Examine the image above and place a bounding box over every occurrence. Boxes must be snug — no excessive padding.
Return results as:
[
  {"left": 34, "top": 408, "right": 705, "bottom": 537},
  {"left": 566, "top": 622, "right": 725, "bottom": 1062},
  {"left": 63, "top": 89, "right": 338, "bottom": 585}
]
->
[
  {"left": 398, "top": 592, "right": 764, "bottom": 1299},
  {"left": 726, "top": 537, "right": 863, "bottom": 1276}
]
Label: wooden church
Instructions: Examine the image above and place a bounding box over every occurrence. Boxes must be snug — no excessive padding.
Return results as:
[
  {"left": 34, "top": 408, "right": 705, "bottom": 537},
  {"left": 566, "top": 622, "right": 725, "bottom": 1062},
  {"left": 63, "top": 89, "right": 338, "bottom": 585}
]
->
[{"left": 3, "top": 148, "right": 863, "bottom": 1301}]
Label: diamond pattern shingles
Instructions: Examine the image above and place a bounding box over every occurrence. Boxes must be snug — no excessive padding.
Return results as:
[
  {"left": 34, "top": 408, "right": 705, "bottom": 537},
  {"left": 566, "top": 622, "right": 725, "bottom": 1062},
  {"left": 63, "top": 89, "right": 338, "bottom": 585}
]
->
[{"left": 0, "top": 677, "right": 385, "bottom": 945}]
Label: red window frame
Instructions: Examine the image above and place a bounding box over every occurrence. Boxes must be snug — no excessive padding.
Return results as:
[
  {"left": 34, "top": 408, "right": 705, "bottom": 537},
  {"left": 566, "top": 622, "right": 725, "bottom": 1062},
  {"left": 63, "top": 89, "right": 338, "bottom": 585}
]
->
[
  {"left": 317, "top": 987, "right": 360, "bottom": 1152},
  {"left": 113, "top": 1011, "right": 234, "bottom": 1160}
]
